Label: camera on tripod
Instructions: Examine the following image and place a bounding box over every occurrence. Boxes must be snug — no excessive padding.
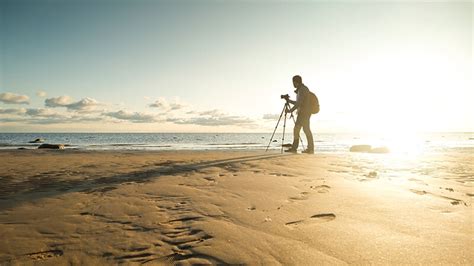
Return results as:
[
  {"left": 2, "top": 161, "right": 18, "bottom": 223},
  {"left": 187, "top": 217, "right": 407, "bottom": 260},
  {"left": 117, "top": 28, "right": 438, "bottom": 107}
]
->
[
  {"left": 280, "top": 94, "right": 289, "bottom": 100},
  {"left": 266, "top": 93, "right": 305, "bottom": 153}
]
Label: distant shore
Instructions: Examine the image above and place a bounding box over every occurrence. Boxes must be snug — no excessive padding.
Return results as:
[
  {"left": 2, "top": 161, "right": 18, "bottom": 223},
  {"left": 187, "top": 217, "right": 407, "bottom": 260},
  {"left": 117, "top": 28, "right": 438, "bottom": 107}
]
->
[{"left": 0, "top": 149, "right": 472, "bottom": 264}]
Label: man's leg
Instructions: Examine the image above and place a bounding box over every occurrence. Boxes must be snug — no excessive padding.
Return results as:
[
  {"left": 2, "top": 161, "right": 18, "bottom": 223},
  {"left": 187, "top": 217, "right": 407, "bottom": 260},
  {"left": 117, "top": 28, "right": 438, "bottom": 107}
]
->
[
  {"left": 302, "top": 114, "right": 314, "bottom": 151},
  {"left": 292, "top": 115, "right": 303, "bottom": 150}
]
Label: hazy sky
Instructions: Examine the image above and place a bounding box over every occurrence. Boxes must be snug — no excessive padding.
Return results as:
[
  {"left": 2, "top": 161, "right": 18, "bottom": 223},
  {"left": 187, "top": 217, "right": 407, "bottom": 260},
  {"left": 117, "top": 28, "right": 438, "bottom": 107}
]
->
[{"left": 1, "top": 0, "right": 472, "bottom": 133}]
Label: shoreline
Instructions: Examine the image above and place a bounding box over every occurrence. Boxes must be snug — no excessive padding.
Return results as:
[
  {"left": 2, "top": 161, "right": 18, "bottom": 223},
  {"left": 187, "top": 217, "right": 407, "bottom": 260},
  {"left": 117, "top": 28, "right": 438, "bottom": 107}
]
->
[{"left": 1, "top": 132, "right": 473, "bottom": 154}]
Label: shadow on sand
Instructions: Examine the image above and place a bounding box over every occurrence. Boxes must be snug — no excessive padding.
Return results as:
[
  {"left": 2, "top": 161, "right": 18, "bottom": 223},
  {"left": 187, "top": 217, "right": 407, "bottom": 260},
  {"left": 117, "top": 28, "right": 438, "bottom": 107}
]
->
[{"left": 0, "top": 152, "right": 287, "bottom": 211}]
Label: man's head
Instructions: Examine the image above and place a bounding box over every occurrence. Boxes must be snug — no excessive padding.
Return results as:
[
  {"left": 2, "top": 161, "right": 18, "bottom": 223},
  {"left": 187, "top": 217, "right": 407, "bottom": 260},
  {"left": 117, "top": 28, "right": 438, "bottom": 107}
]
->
[{"left": 292, "top": 75, "right": 302, "bottom": 88}]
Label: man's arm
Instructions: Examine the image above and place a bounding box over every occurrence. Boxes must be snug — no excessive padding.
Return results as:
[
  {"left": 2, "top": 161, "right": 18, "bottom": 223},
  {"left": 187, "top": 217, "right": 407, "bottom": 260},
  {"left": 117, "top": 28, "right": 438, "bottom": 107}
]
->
[
  {"left": 285, "top": 98, "right": 297, "bottom": 113},
  {"left": 288, "top": 102, "right": 298, "bottom": 113},
  {"left": 288, "top": 87, "right": 308, "bottom": 113}
]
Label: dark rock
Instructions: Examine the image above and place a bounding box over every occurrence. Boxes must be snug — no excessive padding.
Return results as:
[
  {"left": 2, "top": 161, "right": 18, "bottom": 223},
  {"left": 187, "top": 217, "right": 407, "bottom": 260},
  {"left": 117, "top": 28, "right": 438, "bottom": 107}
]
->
[
  {"left": 38, "top": 144, "right": 65, "bottom": 150},
  {"left": 369, "top": 147, "right": 390, "bottom": 153},
  {"left": 367, "top": 171, "right": 378, "bottom": 178},
  {"left": 349, "top": 145, "right": 372, "bottom": 152},
  {"left": 29, "top": 138, "right": 45, "bottom": 143}
]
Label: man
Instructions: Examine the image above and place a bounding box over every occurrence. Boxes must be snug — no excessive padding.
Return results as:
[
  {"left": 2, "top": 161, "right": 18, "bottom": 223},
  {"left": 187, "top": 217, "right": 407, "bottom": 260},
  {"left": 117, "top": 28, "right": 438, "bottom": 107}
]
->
[{"left": 285, "top": 75, "right": 314, "bottom": 154}]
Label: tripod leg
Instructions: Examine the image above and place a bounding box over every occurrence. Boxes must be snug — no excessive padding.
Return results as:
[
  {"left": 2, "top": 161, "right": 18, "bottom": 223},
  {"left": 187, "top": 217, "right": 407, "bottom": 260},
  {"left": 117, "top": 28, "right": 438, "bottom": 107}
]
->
[
  {"left": 291, "top": 114, "right": 305, "bottom": 151},
  {"left": 281, "top": 110, "right": 288, "bottom": 154},
  {"left": 265, "top": 104, "right": 286, "bottom": 152}
]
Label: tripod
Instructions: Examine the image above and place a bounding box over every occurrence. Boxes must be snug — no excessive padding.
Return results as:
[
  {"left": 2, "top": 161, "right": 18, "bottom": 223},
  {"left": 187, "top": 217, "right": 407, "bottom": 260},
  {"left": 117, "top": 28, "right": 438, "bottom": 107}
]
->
[{"left": 265, "top": 100, "right": 305, "bottom": 153}]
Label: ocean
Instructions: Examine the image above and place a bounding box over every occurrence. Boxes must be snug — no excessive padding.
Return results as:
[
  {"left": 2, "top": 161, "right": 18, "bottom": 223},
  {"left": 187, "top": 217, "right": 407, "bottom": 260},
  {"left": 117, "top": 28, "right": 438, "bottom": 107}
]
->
[{"left": 0, "top": 132, "right": 472, "bottom": 154}]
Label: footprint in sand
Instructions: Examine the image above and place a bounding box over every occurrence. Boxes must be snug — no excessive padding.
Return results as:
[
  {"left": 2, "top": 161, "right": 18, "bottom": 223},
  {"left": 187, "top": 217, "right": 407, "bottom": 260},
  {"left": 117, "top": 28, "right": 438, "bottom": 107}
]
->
[
  {"left": 285, "top": 213, "right": 336, "bottom": 227},
  {"left": 288, "top": 192, "right": 310, "bottom": 201},
  {"left": 310, "top": 213, "right": 336, "bottom": 221},
  {"left": 246, "top": 205, "right": 256, "bottom": 211},
  {"left": 203, "top": 177, "right": 217, "bottom": 183},
  {"left": 25, "top": 250, "right": 63, "bottom": 261},
  {"left": 410, "top": 189, "right": 428, "bottom": 195},
  {"left": 270, "top": 173, "right": 293, "bottom": 177},
  {"left": 410, "top": 189, "right": 468, "bottom": 206},
  {"left": 310, "top": 185, "right": 331, "bottom": 193}
]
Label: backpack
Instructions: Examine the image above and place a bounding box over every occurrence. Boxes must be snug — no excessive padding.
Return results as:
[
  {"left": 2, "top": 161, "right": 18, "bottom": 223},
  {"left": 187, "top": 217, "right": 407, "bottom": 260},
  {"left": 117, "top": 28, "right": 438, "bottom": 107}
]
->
[{"left": 307, "top": 91, "right": 320, "bottom": 114}]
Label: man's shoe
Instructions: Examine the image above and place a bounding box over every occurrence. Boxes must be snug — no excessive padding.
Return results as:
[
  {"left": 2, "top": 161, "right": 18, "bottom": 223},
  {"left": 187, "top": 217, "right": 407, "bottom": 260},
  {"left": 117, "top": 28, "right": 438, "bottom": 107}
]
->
[
  {"left": 284, "top": 148, "right": 297, "bottom": 153},
  {"left": 302, "top": 149, "right": 314, "bottom": 154}
]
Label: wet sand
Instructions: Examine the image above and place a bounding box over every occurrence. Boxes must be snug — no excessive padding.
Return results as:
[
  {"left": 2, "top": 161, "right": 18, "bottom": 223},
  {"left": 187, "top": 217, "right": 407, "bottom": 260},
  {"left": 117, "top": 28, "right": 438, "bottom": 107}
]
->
[{"left": 0, "top": 149, "right": 472, "bottom": 264}]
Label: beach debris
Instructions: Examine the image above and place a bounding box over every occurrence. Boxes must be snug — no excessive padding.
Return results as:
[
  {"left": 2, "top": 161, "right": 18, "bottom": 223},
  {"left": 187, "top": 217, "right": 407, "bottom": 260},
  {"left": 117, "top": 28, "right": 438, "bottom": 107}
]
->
[
  {"left": 38, "top": 144, "right": 65, "bottom": 149},
  {"left": 29, "top": 138, "right": 45, "bottom": 143},
  {"left": 349, "top": 145, "right": 372, "bottom": 152},
  {"left": 272, "top": 140, "right": 277, "bottom": 142},
  {"left": 264, "top": 216, "right": 272, "bottom": 222}
]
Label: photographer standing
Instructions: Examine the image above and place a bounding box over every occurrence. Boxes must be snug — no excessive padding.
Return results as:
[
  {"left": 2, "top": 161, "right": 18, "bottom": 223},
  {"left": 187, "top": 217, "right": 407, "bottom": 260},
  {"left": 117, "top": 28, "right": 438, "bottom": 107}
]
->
[{"left": 285, "top": 75, "right": 314, "bottom": 154}]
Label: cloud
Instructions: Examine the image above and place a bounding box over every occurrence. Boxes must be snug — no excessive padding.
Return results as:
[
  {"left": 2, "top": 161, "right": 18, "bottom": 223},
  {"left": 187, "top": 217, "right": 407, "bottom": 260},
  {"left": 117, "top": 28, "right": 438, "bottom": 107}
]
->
[
  {"left": 0, "top": 107, "right": 27, "bottom": 115},
  {"left": 148, "top": 98, "right": 255, "bottom": 126},
  {"left": 149, "top": 98, "right": 167, "bottom": 109},
  {"left": 36, "top": 91, "right": 47, "bottom": 97},
  {"left": 66, "top": 97, "right": 101, "bottom": 112},
  {"left": 169, "top": 116, "right": 254, "bottom": 126},
  {"left": 0, "top": 92, "right": 30, "bottom": 104},
  {"left": 199, "top": 109, "right": 221, "bottom": 116},
  {"left": 262, "top": 113, "right": 280, "bottom": 120},
  {"left": 104, "top": 110, "right": 161, "bottom": 123},
  {"left": 168, "top": 109, "right": 255, "bottom": 126},
  {"left": 45, "top": 96, "right": 102, "bottom": 112},
  {"left": 149, "top": 97, "right": 187, "bottom": 111},
  {"left": 45, "top": 96, "right": 73, "bottom": 107},
  {"left": 0, "top": 107, "right": 109, "bottom": 124},
  {"left": 1, "top": 93, "right": 257, "bottom": 129},
  {"left": 0, "top": 117, "right": 31, "bottom": 123},
  {"left": 1, "top": 108, "right": 62, "bottom": 124},
  {"left": 26, "top": 108, "right": 64, "bottom": 118}
]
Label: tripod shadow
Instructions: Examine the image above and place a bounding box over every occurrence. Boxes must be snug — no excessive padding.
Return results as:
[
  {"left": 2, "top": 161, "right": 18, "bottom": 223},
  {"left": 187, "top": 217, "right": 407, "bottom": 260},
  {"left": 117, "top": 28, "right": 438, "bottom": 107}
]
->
[{"left": 0, "top": 152, "right": 286, "bottom": 211}]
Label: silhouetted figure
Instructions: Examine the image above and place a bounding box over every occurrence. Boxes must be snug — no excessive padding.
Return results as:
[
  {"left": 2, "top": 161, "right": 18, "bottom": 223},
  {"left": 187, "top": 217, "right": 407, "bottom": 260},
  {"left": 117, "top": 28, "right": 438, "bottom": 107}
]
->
[{"left": 285, "top": 75, "right": 314, "bottom": 154}]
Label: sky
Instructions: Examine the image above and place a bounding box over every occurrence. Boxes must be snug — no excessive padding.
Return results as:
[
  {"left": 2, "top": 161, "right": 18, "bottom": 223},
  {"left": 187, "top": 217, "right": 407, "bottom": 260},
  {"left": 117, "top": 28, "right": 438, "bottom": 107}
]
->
[{"left": 0, "top": 0, "right": 472, "bottom": 133}]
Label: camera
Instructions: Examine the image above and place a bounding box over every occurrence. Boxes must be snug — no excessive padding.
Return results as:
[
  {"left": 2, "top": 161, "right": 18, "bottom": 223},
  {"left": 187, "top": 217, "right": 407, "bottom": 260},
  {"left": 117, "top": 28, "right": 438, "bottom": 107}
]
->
[{"left": 280, "top": 94, "right": 289, "bottom": 100}]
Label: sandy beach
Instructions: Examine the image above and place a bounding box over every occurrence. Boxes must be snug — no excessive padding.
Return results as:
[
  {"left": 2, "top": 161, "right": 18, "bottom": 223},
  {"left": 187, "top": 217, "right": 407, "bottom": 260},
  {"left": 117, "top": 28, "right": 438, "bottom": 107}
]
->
[{"left": 0, "top": 149, "right": 472, "bottom": 265}]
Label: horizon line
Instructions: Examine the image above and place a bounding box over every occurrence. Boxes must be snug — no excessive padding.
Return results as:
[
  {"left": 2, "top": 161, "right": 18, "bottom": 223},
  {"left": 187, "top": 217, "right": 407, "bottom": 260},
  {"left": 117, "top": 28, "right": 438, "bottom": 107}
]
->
[{"left": 0, "top": 131, "right": 472, "bottom": 134}]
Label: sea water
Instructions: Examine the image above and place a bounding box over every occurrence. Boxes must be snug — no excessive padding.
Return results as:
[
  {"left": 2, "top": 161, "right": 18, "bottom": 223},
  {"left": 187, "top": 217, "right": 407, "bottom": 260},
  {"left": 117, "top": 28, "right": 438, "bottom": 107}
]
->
[{"left": 0, "top": 132, "right": 472, "bottom": 154}]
